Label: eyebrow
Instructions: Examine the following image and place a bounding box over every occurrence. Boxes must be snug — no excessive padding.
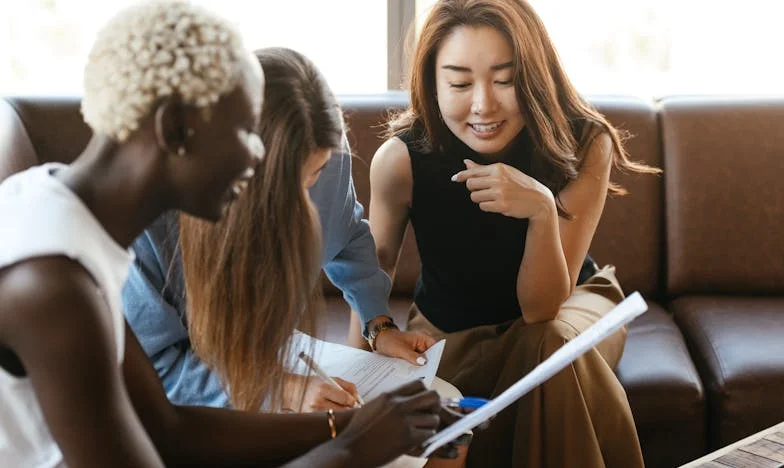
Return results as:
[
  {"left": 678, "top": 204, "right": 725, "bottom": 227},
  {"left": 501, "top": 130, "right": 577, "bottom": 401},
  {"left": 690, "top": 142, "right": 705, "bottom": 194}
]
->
[{"left": 441, "top": 61, "right": 514, "bottom": 72}]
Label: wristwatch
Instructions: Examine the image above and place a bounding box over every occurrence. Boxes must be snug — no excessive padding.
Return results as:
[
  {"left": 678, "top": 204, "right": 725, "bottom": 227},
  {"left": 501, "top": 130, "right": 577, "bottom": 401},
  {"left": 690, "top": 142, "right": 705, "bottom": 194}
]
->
[{"left": 365, "top": 317, "right": 399, "bottom": 351}]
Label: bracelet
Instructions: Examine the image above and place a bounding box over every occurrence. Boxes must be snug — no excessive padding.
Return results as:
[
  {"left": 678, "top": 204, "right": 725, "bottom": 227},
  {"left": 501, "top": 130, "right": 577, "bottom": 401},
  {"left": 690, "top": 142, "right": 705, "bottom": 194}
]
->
[
  {"left": 326, "top": 409, "right": 337, "bottom": 439},
  {"left": 367, "top": 319, "right": 399, "bottom": 351}
]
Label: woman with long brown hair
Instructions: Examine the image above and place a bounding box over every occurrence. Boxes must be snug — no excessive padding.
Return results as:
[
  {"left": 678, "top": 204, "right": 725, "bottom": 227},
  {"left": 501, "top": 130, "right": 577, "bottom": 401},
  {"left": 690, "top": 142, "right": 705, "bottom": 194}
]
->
[
  {"left": 179, "top": 47, "right": 336, "bottom": 412},
  {"left": 354, "top": 0, "right": 660, "bottom": 466}
]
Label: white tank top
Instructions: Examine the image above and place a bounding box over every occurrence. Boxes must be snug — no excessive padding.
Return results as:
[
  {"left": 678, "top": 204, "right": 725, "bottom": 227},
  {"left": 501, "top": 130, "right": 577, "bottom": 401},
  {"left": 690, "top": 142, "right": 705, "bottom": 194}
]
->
[{"left": 0, "top": 163, "right": 133, "bottom": 467}]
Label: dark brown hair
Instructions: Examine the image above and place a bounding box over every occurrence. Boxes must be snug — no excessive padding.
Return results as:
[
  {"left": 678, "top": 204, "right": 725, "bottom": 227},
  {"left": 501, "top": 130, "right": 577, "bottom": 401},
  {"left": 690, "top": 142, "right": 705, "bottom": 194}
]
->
[
  {"left": 179, "top": 47, "right": 344, "bottom": 411},
  {"left": 390, "top": 0, "right": 659, "bottom": 216}
]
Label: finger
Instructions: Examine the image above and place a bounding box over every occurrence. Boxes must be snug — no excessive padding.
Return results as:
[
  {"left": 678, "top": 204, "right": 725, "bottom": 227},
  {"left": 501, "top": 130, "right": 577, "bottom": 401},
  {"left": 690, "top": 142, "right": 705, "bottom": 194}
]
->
[
  {"left": 406, "top": 427, "right": 438, "bottom": 447},
  {"left": 470, "top": 189, "right": 496, "bottom": 203},
  {"left": 439, "top": 405, "right": 465, "bottom": 426},
  {"left": 308, "top": 397, "right": 353, "bottom": 412},
  {"left": 450, "top": 165, "right": 492, "bottom": 183},
  {"left": 396, "top": 345, "right": 429, "bottom": 366},
  {"left": 320, "top": 382, "right": 357, "bottom": 407},
  {"left": 399, "top": 388, "right": 441, "bottom": 413},
  {"left": 478, "top": 200, "right": 501, "bottom": 213},
  {"left": 405, "top": 412, "right": 440, "bottom": 430},
  {"left": 463, "top": 159, "right": 480, "bottom": 168},
  {"left": 413, "top": 333, "right": 436, "bottom": 352},
  {"left": 333, "top": 377, "right": 357, "bottom": 396},
  {"left": 464, "top": 176, "right": 494, "bottom": 191},
  {"left": 388, "top": 379, "right": 428, "bottom": 398}
]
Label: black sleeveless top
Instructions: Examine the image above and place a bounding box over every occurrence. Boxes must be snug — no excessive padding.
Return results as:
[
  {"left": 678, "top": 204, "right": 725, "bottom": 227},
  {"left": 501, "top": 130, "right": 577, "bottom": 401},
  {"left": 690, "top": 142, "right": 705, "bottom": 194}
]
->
[{"left": 402, "top": 127, "right": 596, "bottom": 333}]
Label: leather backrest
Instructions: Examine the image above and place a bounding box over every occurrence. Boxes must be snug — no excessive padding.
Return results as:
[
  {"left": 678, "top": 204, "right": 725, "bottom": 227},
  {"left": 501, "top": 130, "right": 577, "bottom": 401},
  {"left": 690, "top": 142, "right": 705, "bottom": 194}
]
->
[
  {"left": 0, "top": 94, "right": 667, "bottom": 298},
  {"left": 662, "top": 96, "right": 784, "bottom": 295}
]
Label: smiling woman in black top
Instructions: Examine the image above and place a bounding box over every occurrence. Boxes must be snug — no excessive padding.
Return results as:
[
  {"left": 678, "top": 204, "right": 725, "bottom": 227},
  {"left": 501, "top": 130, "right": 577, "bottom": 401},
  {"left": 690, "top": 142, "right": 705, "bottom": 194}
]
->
[{"left": 350, "top": 1, "right": 660, "bottom": 467}]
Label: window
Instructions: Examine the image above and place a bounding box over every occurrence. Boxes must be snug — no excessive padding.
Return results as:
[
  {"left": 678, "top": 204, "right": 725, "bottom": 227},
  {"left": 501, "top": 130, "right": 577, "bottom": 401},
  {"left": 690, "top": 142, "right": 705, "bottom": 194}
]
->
[
  {"left": 415, "top": 0, "right": 784, "bottom": 97},
  {"left": 0, "top": 0, "right": 387, "bottom": 95},
  {"left": 3, "top": 0, "right": 783, "bottom": 97}
]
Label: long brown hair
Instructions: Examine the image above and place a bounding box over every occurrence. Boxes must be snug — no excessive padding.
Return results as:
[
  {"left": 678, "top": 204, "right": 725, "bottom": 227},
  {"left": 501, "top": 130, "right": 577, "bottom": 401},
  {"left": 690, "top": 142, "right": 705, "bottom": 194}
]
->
[
  {"left": 390, "top": 0, "right": 659, "bottom": 216},
  {"left": 179, "top": 47, "right": 344, "bottom": 411}
]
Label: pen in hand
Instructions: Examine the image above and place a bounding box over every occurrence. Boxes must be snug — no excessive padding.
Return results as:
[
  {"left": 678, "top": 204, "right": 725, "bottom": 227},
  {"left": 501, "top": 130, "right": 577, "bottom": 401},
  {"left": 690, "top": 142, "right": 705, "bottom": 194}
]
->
[{"left": 298, "top": 351, "right": 366, "bottom": 407}]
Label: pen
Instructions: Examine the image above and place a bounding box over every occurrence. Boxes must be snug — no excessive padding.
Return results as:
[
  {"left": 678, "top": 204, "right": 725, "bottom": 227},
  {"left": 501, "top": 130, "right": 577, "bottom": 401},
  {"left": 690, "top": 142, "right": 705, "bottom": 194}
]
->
[
  {"left": 443, "top": 396, "right": 490, "bottom": 411},
  {"left": 298, "top": 351, "right": 365, "bottom": 407}
]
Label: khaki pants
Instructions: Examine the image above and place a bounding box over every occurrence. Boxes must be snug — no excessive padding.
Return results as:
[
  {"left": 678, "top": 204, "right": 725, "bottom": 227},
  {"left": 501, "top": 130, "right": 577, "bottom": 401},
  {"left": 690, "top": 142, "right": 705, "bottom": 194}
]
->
[{"left": 407, "top": 266, "right": 644, "bottom": 468}]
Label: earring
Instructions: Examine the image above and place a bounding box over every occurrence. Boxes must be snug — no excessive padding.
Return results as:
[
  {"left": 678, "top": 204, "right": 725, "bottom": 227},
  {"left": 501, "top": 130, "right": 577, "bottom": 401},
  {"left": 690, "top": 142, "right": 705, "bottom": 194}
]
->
[{"left": 176, "top": 128, "right": 193, "bottom": 157}]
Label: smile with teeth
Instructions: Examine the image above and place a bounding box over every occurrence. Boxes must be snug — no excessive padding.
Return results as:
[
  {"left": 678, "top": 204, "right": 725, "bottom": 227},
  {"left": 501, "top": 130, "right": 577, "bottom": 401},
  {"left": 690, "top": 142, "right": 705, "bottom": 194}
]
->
[{"left": 470, "top": 122, "right": 503, "bottom": 132}]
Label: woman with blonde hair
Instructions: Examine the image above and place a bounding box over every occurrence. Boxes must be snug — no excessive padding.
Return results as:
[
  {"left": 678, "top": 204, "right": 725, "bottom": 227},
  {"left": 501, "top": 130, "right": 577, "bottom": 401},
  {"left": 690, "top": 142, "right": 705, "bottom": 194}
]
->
[
  {"left": 354, "top": 0, "right": 660, "bottom": 466},
  {"left": 0, "top": 3, "right": 446, "bottom": 466}
]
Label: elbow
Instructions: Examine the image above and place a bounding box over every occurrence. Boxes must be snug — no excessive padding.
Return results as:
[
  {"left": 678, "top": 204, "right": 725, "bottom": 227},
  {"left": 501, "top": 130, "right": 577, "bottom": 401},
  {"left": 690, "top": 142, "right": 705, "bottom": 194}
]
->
[{"left": 518, "top": 288, "right": 571, "bottom": 324}]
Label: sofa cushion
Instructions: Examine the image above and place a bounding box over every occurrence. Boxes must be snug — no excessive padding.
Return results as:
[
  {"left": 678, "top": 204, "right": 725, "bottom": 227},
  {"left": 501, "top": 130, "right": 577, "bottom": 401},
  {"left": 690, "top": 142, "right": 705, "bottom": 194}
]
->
[
  {"left": 662, "top": 97, "right": 784, "bottom": 295},
  {"left": 617, "top": 302, "right": 705, "bottom": 468},
  {"left": 671, "top": 296, "right": 784, "bottom": 449}
]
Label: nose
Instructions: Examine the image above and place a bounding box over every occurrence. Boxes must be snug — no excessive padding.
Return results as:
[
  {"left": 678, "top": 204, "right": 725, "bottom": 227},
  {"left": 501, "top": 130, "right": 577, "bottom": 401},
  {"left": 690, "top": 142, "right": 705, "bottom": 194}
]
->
[{"left": 471, "top": 84, "right": 499, "bottom": 116}]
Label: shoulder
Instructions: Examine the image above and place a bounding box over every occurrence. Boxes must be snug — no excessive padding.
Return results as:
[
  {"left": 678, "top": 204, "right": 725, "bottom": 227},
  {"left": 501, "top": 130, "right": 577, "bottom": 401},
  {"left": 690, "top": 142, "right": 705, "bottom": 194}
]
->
[
  {"left": 0, "top": 257, "right": 114, "bottom": 353},
  {"left": 577, "top": 127, "right": 613, "bottom": 175},
  {"left": 370, "top": 137, "right": 413, "bottom": 204},
  {"left": 371, "top": 137, "right": 413, "bottom": 182}
]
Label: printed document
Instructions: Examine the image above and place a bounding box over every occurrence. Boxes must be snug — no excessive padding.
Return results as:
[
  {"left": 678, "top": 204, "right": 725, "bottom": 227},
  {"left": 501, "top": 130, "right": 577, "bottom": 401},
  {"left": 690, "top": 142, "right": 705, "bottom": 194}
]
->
[{"left": 289, "top": 333, "right": 446, "bottom": 402}]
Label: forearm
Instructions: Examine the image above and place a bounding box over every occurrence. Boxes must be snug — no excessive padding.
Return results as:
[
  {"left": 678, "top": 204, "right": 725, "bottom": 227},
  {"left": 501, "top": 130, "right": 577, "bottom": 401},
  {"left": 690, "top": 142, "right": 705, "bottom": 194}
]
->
[
  {"left": 161, "top": 406, "right": 353, "bottom": 467},
  {"left": 517, "top": 206, "right": 571, "bottom": 323}
]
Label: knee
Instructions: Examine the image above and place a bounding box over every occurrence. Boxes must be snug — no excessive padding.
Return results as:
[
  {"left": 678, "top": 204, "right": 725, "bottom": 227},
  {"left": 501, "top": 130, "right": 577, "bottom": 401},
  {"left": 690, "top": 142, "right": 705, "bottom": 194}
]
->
[
  {"left": 516, "top": 319, "right": 579, "bottom": 360},
  {"left": 540, "top": 319, "right": 579, "bottom": 355}
]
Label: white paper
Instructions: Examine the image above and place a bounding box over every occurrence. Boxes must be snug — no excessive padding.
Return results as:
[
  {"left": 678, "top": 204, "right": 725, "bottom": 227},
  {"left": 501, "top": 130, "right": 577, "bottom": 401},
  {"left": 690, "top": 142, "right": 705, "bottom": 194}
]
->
[
  {"left": 420, "top": 291, "right": 648, "bottom": 457},
  {"left": 288, "top": 333, "right": 446, "bottom": 401}
]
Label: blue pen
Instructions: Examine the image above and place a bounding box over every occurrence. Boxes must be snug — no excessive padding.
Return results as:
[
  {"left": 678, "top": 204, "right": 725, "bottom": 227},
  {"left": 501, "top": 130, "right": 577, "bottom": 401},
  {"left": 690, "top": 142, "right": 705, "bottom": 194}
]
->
[{"left": 443, "top": 396, "right": 490, "bottom": 410}]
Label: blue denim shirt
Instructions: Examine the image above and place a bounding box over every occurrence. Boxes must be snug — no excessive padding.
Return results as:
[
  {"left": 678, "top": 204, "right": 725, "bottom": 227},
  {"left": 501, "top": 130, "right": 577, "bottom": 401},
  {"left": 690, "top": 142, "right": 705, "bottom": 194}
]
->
[{"left": 122, "top": 147, "right": 392, "bottom": 407}]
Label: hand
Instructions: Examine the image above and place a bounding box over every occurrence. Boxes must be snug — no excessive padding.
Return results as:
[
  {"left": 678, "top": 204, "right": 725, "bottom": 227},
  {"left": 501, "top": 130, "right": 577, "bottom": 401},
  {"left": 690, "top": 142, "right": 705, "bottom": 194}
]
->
[
  {"left": 452, "top": 159, "right": 555, "bottom": 221},
  {"left": 374, "top": 328, "right": 436, "bottom": 366},
  {"left": 283, "top": 374, "right": 359, "bottom": 412},
  {"left": 334, "top": 380, "right": 442, "bottom": 467}
]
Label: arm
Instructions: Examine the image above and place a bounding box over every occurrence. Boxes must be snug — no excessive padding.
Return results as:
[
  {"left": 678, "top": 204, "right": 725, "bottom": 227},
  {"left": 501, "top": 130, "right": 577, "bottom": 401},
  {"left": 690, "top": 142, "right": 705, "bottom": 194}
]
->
[
  {"left": 360, "top": 139, "right": 435, "bottom": 359},
  {"left": 0, "top": 258, "right": 164, "bottom": 467},
  {"left": 125, "top": 324, "right": 445, "bottom": 467},
  {"left": 455, "top": 132, "right": 613, "bottom": 322},
  {"left": 322, "top": 143, "right": 434, "bottom": 362},
  {"left": 516, "top": 132, "right": 613, "bottom": 321},
  {"left": 123, "top": 226, "right": 232, "bottom": 407},
  {"left": 318, "top": 149, "right": 393, "bottom": 328},
  {"left": 122, "top": 322, "right": 358, "bottom": 467},
  {"left": 367, "top": 138, "right": 413, "bottom": 284}
]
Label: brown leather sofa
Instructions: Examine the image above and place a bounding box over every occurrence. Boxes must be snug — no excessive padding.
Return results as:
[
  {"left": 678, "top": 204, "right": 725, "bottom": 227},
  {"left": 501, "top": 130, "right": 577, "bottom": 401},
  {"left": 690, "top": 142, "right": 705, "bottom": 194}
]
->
[{"left": 2, "top": 93, "right": 783, "bottom": 468}]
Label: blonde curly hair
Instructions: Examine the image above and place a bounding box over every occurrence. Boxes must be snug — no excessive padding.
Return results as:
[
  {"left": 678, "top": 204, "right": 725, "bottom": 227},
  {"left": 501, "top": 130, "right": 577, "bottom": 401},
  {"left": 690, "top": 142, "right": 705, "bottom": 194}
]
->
[{"left": 82, "top": 0, "right": 248, "bottom": 142}]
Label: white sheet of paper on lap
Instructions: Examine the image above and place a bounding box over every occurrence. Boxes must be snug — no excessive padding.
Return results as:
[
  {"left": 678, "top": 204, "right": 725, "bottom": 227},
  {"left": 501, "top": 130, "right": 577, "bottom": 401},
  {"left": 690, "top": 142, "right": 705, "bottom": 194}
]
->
[
  {"left": 288, "top": 332, "right": 446, "bottom": 401},
  {"left": 420, "top": 291, "right": 649, "bottom": 458}
]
